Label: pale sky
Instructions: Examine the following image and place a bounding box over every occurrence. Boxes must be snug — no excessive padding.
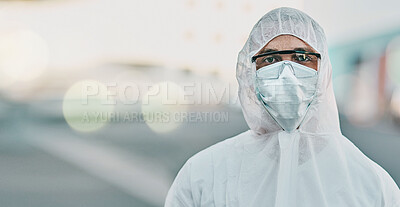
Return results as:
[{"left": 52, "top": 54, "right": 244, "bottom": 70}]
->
[{"left": 0, "top": 0, "right": 399, "bottom": 88}]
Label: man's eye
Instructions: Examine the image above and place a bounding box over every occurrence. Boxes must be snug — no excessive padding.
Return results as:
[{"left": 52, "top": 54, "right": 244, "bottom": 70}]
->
[
  {"left": 263, "top": 56, "right": 278, "bottom": 63},
  {"left": 295, "top": 54, "right": 311, "bottom": 62}
]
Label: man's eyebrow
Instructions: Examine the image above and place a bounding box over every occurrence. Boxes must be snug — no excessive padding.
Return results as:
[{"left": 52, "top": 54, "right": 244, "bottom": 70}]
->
[
  {"left": 293, "top": 47, "right": 314, "bottom": 52},
  {"left": 260, "top": 48, "right": 277, "bottom": 53}
]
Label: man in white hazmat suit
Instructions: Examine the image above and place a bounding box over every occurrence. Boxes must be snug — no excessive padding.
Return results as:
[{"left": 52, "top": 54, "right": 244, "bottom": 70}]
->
[{"left": 165, "top": 7, "right": 400, "bottom": 207}]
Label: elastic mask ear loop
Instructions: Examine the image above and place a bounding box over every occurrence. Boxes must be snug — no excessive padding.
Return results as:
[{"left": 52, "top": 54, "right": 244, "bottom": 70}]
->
[
  {"left": 306, "top": 58, "right": 320, "bottom": 105},
  {"left": 253, "top": 60, "right": 263, "bottom": 104},
  {"left": 253, "top": 61, "right": 259, "bottom": 84},
  {"left": 253, "top": 60, "right": 266, "bottom": 106},
  {"left": 314, "top": 56, "right": 322, "bottom": 100}
]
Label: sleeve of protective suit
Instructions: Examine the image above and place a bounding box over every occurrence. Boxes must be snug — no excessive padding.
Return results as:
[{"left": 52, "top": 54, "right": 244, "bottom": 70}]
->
[{"left": 164, "top": 160, "right": 196, "bottom": 207}]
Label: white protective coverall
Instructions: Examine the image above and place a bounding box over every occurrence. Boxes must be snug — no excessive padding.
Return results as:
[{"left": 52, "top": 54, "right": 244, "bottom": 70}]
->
[{"left": 165, "top": 7, "right": 400, "bottom": 207}]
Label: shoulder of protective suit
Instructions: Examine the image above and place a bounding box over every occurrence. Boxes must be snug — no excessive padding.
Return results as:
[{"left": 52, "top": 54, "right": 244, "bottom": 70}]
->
[
  {"left": 165, "top": 130, "right": 250, "bottom": 206},
  {"left": 184, "top": 130, "right": 250, "bottom": 178},
  {"left": 339, "top": 135, "right": 400, "bottom": 205},
  {"left": 188, "top": 130, "right": 250, "bottom": 162}
]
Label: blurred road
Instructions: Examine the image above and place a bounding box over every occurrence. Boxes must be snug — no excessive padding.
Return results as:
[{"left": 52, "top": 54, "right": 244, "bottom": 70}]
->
[
  {"left": 340, "top": 115, "right": 400, "bottom": 185},
  {"left": 0, "top": 99, "right": 399, "bottom": 207}
]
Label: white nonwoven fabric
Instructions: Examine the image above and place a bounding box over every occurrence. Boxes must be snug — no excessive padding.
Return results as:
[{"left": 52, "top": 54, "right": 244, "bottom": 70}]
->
[{"left": 165, "top": 7, "right": 400, "bottom": 207}]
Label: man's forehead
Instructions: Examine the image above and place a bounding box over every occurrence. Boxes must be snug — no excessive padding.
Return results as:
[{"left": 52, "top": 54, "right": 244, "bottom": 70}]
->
[{"left": 259, "top": 35, "right": 315, "bottom": 53}]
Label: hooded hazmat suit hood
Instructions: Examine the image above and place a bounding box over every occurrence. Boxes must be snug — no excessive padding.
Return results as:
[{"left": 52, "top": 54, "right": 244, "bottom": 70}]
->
[
  {"left": 237, "top": 7, "right": 338, "bottom": 135},
  {"left": 165, "top": 7, "right": 400, "bottom": 207}
]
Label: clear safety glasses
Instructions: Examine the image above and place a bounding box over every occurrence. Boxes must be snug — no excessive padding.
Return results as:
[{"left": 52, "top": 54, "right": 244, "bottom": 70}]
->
[{"left": 251, "top": 50, "right": 321, "bottom": 71}]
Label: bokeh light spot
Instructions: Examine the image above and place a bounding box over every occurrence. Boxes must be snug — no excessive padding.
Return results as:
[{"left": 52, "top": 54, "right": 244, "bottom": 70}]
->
[
  {"left": 63, "top": 80, "right": 115, "bottom": 133},
  {"left": 386, "top": 36, "right": 400, "bottom": 85},
  {"left": 141, "top": 81, "right": 188, "bottom": 134},
  {"left": 0, "top": 29, "right": 48, "bottom": 88}
]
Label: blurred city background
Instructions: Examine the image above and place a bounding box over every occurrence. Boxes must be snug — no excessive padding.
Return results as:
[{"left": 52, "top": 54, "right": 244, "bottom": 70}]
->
[{"left": 0, "top": 0, "right": 399, "bottom": 206}]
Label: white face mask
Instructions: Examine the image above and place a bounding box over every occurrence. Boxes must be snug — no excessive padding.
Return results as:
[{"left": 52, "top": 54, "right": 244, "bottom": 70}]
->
[{"left": 255, "top": 61, "right": 318, "bottom": 132}]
